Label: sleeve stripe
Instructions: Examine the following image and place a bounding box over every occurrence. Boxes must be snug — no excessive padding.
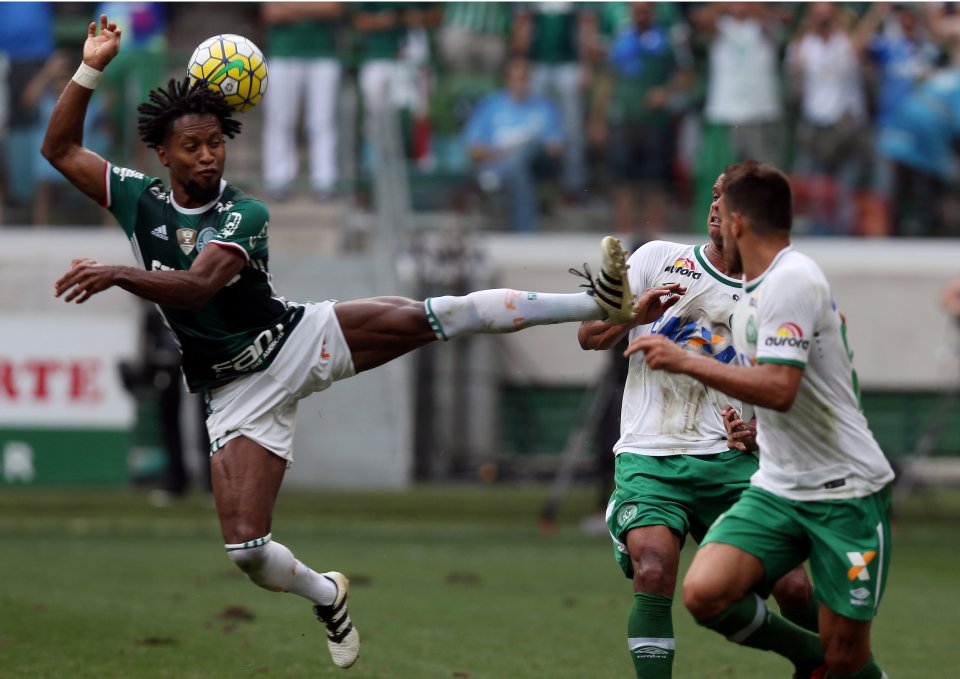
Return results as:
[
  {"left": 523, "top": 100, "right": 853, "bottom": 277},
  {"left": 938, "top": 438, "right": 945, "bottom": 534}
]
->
[
  {"left": 757, "top": 358, "right": 806, "bottom": 369},
  {"left": 208, "top": 240, "right": 250, "bottom": 261},
  {"left": 100, "top": 161, "right": 111, "bottom": 208}
]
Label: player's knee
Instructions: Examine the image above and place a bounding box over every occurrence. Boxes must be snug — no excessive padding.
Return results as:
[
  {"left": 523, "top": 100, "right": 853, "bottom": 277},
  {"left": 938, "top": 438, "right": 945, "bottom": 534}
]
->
[
  {"left": 632, "top": 553, "right": 678, "bottom": 595},
  {"left": 770, "top": 568, "right": 813, "bottom": 613},
  {"left": 681, "top": 571, "right": 725, "bottom": 620}
]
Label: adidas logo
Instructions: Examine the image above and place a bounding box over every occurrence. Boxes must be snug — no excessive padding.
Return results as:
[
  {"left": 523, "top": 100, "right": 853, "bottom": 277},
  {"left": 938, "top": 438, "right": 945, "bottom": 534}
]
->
[{"left": 151, "top": 224, "right": 168, "bottom": 240}]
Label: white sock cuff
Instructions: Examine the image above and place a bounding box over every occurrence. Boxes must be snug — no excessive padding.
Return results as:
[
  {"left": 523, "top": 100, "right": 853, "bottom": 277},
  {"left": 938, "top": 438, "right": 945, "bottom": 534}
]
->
[
  {"left": 424, "top": 298, "right": 448, "bottom": 341},
  {"left": 225, "top": 533, "right": 273, "bottom": 552}
]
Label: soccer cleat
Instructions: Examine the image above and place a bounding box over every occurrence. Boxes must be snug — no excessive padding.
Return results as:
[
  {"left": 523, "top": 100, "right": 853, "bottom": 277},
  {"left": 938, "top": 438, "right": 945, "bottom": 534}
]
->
[
  {"left": 569, "top": 236, "right": 635, "bottom": 324},
  {"left": 314, "top": 571, "right": 360, "bottom": 669}
]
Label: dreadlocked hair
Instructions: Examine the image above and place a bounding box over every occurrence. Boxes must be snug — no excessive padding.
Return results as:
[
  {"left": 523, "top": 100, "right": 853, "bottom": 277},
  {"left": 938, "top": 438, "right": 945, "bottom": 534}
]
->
[{"left": 137, "top": 77, "right": 242, "bottom": 149}]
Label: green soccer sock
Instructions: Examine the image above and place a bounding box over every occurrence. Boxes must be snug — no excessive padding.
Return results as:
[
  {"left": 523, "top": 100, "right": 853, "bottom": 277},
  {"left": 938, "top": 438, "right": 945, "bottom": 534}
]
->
[
  {"left": 827, "top": 655, "right": 885, "bottom": 679},
  {"left": 628, "top": 592, "right": 675, "bottom": 678},
  {"left": 697, "top": 593, "right": 824, "bottom": 671},
  {"left": 780, "top": 589, "right": 821, "bottom": 633}
]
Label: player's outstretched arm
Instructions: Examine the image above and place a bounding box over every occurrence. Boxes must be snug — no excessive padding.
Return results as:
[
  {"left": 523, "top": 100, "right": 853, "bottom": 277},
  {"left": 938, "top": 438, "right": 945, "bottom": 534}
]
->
[
  {"left": 54, "top": 244, "right": 246, "bottom": 308},
  {"left": 624, "top": 334, "right": 804, "bottom": 412},
  {"left": 578, "top": 283, "right": 685, "bottom": 350},
  {"left": 40, "top": 14, "right": 121, "bottom": 205}
]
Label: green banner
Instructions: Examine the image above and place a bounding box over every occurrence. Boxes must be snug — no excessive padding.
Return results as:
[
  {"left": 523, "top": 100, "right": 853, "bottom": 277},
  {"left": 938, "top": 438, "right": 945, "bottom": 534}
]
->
[{"left": 0, "top": 429, "right": 129, "bottom": 486}]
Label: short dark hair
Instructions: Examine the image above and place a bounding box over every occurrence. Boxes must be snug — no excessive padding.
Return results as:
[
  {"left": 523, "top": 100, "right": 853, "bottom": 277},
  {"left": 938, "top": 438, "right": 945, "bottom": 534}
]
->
[
  {"left": 722, "top": 160, "right": 793, "bottom": 234},
  {"left": 137, "top": 77, "right": 242, "bottom": 149}
]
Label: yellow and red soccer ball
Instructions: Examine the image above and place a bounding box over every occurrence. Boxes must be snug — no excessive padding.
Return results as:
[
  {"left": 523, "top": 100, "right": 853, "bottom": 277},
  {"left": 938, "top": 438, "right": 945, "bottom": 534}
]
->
[{"left": 187, "top": 34, "right": 268, "bottom": 112}]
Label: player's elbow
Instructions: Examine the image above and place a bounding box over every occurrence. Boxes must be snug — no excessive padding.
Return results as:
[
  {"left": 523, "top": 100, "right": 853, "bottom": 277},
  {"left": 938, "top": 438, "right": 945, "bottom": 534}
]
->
[{"left": 766, "top": 389, "right": 796, "bottom": 413}]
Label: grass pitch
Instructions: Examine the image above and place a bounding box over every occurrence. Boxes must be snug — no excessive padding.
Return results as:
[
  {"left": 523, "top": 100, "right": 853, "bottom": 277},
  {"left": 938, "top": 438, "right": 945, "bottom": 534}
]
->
[{"left": 1, "top": 485, "right": 958, "bottom": 678}]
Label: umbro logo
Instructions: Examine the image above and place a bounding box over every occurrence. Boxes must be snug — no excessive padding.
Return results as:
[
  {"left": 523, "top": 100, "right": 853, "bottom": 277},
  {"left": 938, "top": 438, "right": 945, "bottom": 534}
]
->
[{"left": 151, "top": 225, "right": 169, "bottom": 240}]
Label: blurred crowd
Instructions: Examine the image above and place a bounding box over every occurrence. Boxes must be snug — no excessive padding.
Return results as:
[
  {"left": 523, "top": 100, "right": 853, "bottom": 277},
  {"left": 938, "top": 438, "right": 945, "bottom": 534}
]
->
[{"left": 5, "top": 2, "right": 960, "bottom": 238}]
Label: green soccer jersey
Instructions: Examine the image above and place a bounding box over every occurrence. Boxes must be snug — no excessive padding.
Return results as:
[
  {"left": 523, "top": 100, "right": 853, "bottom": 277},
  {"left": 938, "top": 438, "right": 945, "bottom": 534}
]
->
[{"left": 105, "top": 163, "right": 304, "bottom": 392}]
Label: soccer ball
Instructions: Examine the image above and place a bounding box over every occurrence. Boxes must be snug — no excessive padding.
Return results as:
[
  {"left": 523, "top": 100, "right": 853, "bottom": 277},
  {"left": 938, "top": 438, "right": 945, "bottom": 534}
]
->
[{"left": 187, "top": 34, "right": 268, "bottom": 113}]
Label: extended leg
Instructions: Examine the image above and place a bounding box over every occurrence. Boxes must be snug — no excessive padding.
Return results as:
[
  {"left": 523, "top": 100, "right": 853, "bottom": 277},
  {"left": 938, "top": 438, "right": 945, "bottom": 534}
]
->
[{"left": 336, "top": 237, "right": 636, "bottom": 373}]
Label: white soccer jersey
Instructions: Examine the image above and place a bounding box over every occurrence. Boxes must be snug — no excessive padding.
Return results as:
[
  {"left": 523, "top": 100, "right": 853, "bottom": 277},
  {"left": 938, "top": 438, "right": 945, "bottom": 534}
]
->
[
  {"left": 616, "top": 241, "right": 750, "bottom": 456},
  {"left": 730, "top": 247, "right": 895, "bottom": 500}
]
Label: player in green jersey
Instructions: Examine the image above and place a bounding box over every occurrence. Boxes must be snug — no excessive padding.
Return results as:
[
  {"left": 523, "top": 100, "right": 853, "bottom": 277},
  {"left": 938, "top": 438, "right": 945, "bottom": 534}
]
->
[
  {"left": 627, "top": 161, "right": 893, "bottom": 679},
  {"left": 41, "top": 16, "right": 683, "bottom": 671}
]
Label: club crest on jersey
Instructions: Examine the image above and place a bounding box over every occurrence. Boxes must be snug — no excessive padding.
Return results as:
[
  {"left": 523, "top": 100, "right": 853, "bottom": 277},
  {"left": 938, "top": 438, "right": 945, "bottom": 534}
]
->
[
  {"left": 617, "top": 504, "right": 638, "bottom": 527},
  {"left": 664, "top": 257, "right": 701, "bottom": 279},
  {"left": 177, "top": 228, "right": 198, "bottom": 255},
  {"left": 196, "top": 227, "right": 218, "bottom": 253}
]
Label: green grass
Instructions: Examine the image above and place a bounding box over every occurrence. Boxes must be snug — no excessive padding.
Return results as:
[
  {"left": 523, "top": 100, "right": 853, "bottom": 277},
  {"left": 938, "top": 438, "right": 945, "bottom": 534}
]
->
[{"left": 1, "top": 485, "right": 958, "bottom": 678}]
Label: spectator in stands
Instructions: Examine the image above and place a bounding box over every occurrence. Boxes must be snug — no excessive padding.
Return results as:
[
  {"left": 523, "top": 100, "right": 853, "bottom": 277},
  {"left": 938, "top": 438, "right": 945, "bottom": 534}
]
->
[
  {"left": 877, "top": 64, "right": 960, "bottom": 237},
  {"left": 262, "top": 3, "right": 345, "bottom": 202},
  {"left": 0, "top": 1, "right": 55, "bottom": 210},
  {"left": 854, "top": 3, "right": 942, "bottom": 235},
  {"left": 396, "top": 4, "right": 443, "bottom": 170},
  {"left": 439, "top": 2, "right": 512, "bottom": 77},
  {"left": 787, "top": 2, "right": 870, "bottom": 236},
  {"left": 691, "top": 3, "right": 786, "bottom": 233},
  {"left": 352, "top": 3, "right": 409, "bottom": 171},
  {"left": 96, "top": 2, "right": 167, "bottom": 166},
  {"left": 513, "top": 3, "right": 599, "bottom": 201},
  {"left": 463, "top": 56, "right": 563, "bottom": 232},
  {"left": 589, "top": 2, "right": 690, "bottom": 236},
  {"left": 854, "top": 2, "right": 941, "bottom": 235}
]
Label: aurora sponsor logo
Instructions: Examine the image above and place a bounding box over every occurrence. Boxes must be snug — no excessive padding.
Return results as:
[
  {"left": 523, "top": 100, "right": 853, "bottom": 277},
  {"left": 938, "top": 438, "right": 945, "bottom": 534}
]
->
[
  {"left": 663, "top": 257, "right": 702, "bottom": 279},
  {"left": 764, "top": 322, "right": 810, "bottom": 349}
]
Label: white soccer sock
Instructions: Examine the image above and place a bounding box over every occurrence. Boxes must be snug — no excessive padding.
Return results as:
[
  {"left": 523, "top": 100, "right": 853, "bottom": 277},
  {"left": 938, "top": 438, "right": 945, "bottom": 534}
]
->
[
  {"left": 425, "top": 289, "right": 603, "bottom": 340},
  {"left": 225, "top": 534, "right": 337, "bottom": 606}
]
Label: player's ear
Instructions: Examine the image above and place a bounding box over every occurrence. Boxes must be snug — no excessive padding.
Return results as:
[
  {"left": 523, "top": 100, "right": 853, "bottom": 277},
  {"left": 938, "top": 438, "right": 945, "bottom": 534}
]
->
[
  {"left": 731, "top": 212, "right": 745, "bottom": 238},
  {"left": 156, "top": 144, "right": 169, "bottom": 168}
]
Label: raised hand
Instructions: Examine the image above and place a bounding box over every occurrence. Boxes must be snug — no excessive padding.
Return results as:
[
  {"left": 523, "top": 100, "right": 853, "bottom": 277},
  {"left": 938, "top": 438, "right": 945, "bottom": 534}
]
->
[
  {"left": 83, "top": 14, "right": 122, "bottom": 71},
  {"left": 633, "top": 283, "right": 685, "bottom": 325}
]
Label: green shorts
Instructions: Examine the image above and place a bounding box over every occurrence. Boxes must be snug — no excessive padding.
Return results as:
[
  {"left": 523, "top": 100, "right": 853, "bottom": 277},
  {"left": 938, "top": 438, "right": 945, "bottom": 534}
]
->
[
  {"left": 702, "top": 484, "right": 893, "bottom": 621},
  {"left": 606, "top": 450, "right": 759, "bottom": 578}
]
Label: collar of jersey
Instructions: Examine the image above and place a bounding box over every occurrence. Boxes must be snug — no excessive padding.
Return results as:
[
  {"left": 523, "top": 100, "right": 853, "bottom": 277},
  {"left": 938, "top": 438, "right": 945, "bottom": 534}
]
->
[
  {"left": 744, "top": 245, "right": 793, "bottom": 293},
  {"left": 170, "top": 179, "right": 227, "bottom": 215},
  {"left": 693, "top": 244, "right": 742, "bottom": 288}
]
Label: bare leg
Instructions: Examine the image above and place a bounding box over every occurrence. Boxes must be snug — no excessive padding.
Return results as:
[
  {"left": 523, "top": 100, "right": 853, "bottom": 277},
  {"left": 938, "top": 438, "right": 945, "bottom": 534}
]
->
[
  {"left": 820, "top": 607, "right": 874, "bottom": 676},
  {"left": 211, "top": 436, "right": 286, "bottom": 543},
  {"left": 334, "top": 296, "right": 437, "bottom": 374}
]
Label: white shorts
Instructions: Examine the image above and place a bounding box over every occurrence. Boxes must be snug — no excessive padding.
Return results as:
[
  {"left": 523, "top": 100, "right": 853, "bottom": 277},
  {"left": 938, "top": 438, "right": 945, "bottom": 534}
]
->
[{"left": 205, "top": 301, "right": 356, "bottom": 465}]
